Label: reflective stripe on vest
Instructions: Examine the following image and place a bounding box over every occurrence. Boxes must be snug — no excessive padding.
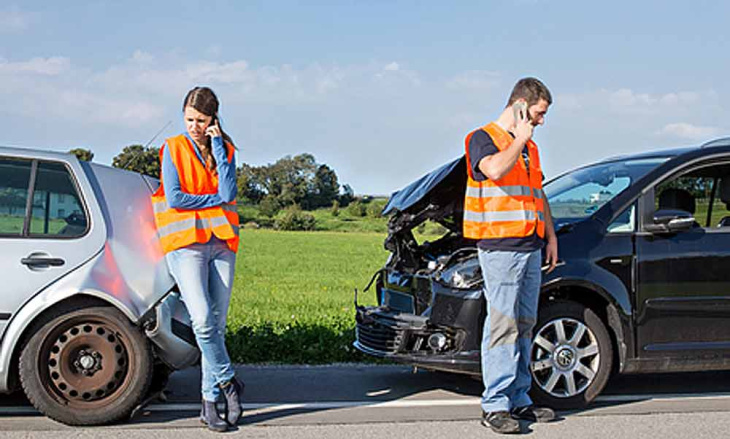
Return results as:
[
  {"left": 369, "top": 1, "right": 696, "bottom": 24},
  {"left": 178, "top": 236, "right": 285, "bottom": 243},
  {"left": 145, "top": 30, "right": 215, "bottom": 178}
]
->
[
  {"left": 464, "top": 210, "right": 544, "bottom": 223},
  {"left": 463, "top": 122, "right": 545, "bottom": 240},
  {"left": 151, "top": 134, "right": 240, "bottom": 254}
]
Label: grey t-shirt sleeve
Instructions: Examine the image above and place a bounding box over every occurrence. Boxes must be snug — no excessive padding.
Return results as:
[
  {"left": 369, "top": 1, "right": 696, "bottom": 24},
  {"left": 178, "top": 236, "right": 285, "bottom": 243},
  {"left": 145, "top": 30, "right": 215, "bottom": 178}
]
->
[{"left": 467, "top": 130, "right": 498, "bottom": 182}]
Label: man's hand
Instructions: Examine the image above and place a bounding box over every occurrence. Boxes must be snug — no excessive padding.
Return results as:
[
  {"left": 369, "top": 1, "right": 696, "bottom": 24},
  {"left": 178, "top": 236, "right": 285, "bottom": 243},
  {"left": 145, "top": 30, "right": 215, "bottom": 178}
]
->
[
  {"left": 545, "top": 236, "right": 558, "bottom": 273},
  {"left": 513, "top": 105, "right": 534, "bottom": 143}
]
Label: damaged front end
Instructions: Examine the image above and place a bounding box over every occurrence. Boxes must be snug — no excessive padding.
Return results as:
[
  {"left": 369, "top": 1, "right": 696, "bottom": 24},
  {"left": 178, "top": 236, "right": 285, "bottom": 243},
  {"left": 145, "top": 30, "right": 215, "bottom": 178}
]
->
[{"left": 354, "top": 156, "right": 485, "bottom": 375}]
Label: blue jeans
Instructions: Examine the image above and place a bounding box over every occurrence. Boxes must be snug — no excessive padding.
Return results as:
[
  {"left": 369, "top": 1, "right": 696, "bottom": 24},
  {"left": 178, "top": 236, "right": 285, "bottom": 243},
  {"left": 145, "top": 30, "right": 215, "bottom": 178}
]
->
[
  {"left": 166, "top": 237, "right": 236, "bottom": 402},
  {"left": 478, "top": 249, "right": 541, "bottom": 413}
]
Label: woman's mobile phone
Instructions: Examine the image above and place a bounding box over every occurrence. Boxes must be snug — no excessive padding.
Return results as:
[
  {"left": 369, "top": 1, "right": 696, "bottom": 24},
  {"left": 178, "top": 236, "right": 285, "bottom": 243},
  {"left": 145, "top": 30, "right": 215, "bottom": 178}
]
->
[{"left": 513, "top": 101, "right": 528, "bottom": 122}]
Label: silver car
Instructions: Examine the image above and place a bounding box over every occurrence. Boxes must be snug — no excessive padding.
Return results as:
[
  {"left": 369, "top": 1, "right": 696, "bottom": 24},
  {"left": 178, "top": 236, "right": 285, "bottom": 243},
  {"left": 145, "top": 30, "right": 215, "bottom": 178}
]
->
[{"left": 0, "top": 146, "right": 199, "bottom": 425}]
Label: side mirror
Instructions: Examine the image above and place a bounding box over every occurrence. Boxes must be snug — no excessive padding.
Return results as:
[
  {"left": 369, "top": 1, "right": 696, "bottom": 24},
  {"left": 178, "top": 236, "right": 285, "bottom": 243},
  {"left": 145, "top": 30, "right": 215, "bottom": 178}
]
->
[{"left": 646, "top": 209, "right": 695, "bottom": 233}]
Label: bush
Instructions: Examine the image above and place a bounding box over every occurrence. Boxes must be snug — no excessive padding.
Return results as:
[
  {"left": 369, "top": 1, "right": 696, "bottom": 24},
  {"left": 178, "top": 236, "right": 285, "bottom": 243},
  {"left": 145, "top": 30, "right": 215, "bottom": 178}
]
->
[
  {"left": 330, "top": 200, "right": 340, "bottom": 217},
  {"left": 275, "top": 209, "right": 317, "bottom": 231},
  {"left": 366, "top": 200, "right": 386, "bottom": 218},
  {"left": 259, "top": 195, "right": 282, "bottom": 218},
  {"left": 345, "top": 201, "right": 367, "bottom": 217}
]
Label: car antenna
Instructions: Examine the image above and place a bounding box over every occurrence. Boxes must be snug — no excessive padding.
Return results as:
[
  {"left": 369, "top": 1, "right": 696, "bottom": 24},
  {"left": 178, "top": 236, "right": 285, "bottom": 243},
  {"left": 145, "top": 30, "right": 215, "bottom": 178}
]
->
[{"left": 119, "top": 120, "right": 173, "bottom": 171}]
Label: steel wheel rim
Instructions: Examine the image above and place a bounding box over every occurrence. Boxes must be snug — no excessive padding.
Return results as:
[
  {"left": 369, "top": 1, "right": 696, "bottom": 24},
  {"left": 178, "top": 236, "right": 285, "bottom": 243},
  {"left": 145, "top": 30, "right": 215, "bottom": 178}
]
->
[
  {"left": 41, "top": 318, "right": 130, "bottom": 406},
  {"left": 530, "top": 317, "right": 601, "bottom": 398}
]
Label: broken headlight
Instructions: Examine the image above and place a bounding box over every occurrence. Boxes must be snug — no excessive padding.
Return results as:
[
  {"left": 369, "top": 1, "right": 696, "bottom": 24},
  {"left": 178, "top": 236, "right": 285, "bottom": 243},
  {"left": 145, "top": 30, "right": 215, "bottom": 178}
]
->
[{"left": 435, "top": 256, "right": 482, "bottom": 289}]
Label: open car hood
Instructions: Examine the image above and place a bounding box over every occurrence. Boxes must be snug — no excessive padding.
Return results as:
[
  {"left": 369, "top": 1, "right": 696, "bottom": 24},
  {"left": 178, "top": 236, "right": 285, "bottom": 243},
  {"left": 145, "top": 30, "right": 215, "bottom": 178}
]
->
[{"left": 382, "top": 156, "right": 467, "bottom": 234}]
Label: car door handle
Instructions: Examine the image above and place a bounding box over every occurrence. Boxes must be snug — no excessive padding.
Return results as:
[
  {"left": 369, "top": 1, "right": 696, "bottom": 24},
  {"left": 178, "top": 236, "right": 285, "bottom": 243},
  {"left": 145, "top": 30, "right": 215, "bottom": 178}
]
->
[{"left": 21, "top": 256, "right": 65, "bottom": 267}]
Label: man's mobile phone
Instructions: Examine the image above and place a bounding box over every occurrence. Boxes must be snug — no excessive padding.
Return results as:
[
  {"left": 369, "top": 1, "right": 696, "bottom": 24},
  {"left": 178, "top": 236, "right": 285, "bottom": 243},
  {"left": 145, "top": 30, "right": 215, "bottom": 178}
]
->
[{"left": 513, "top": 101, "right": 528, "bottom": 123}]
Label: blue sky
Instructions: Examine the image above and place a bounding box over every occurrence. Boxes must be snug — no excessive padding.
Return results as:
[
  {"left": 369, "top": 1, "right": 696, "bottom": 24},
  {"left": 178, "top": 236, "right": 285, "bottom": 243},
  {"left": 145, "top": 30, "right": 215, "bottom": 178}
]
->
[{"left": 2, "top": 1, "right": 729, "bottom": 195}]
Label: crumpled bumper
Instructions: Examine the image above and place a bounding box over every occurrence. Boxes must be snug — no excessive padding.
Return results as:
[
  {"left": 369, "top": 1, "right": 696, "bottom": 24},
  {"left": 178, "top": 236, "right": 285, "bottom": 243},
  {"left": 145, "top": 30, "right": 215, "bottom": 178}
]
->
[
  {"left": 354, "top": 305, "right": 480, "bottom": 375},
  {"left": 145, "top": 292, "right": 200, "bottom": 370}
]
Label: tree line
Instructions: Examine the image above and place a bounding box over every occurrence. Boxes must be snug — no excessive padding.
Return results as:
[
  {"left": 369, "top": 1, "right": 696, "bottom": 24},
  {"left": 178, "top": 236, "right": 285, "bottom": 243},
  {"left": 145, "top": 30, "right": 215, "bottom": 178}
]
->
[{"left": 68, "top": 146, "right": 354, "bottom": 212}]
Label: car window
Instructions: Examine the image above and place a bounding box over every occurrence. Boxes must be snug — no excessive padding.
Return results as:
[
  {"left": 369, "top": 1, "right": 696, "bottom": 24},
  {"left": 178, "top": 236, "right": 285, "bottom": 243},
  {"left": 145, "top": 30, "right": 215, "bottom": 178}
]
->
[
  {"left": 709, "top": 192, "right": 730, "bottom": 228},
  {"left": 29, "top": 161, "right": 87, "bottom": 237},
  {"left": 607, "top": 203, "right": 636, "bottom": 233},
  {"left": 0, "top": 158, "right": 33, "bottom": 236},
  {"left": 653, "top": 164, "right": 730, "bottom": 229}
]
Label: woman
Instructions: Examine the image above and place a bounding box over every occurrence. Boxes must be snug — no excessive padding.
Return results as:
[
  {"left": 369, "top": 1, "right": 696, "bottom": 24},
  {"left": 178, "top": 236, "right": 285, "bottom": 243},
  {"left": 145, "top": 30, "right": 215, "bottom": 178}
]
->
[{"left": 151, "top": 86, "right": 243, "bottom": 432}]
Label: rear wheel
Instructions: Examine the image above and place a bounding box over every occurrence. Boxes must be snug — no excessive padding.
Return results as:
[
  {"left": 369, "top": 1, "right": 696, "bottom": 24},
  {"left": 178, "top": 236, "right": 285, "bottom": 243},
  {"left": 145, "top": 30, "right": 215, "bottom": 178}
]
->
[
  {"left": 529, "top": 301, "right": 613, "bottom": 409},
  {"left": 19, "top": 306, "right": 152, "bottom": 425}
]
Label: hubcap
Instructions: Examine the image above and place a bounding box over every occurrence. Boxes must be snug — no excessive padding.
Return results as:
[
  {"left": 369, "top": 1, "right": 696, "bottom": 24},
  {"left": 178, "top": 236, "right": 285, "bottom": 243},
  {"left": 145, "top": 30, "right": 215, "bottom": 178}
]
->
[
  {"left": 554, "top": 347, "right": 575, "bottom": 369},
  {"left": 45, "top": 322, "right": 129, "bottom": 404},
  {"left": 530, "top": 317, "right": 600, "bottom": 398}
]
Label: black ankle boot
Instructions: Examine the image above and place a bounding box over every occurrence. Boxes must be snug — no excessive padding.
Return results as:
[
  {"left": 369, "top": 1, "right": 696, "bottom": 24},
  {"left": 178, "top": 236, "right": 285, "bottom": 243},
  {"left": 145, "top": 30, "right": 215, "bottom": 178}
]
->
[
  {"left": 200, "top": 399, "right": 228, "bottom": 432},
  {"left": 220, "top": 378, "right": 245, "bottom": 426}
]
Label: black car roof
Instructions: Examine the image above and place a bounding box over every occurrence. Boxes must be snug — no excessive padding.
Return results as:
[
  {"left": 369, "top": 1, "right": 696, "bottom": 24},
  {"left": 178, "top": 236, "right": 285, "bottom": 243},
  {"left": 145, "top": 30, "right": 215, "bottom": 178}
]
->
[
  {"left": 598, "top": 146, "right": 696, "bottom": 163},
  {"left": 598, "top": 137, "right": 730, "bottom": 164}
]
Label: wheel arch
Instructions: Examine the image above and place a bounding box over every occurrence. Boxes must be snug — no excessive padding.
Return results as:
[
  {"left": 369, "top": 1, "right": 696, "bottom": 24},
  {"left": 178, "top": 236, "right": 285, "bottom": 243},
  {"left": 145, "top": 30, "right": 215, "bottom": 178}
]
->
[
  {"left": 540, "top": 281, "right": 634, "bottom": 374},
  {"left": 2, "top": 294, "right": 127, "bottom": 393}
]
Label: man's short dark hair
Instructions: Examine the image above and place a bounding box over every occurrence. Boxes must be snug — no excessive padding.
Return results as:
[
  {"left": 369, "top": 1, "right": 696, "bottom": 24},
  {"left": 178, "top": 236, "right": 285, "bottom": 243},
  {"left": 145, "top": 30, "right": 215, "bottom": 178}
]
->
[{"left": 506, "top": 77, "right": 552, "bottom": 107}]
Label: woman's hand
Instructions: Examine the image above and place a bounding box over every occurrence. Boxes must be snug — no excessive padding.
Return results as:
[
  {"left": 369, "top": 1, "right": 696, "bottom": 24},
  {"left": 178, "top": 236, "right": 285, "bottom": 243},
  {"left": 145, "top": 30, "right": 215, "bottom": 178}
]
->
[{"left": 205, "top": 120, "right": 222, "bottom": 139}]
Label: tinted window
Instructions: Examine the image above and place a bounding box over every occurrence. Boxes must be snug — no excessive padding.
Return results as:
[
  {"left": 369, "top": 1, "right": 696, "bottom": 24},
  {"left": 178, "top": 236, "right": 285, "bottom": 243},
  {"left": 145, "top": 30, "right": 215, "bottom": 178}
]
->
[
  {"left": 0, "top": 158, "right": 32, "bottom": 235},
  {"left": 654, "top": 163, "right": 730, "bottom": 229},
  {"left": 29, "top": 161, "right": 87, "bottom": 237}
]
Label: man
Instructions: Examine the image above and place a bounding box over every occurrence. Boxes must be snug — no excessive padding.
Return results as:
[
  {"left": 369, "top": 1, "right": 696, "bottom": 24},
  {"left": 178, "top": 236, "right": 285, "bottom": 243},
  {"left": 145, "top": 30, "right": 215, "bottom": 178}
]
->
[{"left": 463, "top": 77, "right": 558, "bottom": 434}]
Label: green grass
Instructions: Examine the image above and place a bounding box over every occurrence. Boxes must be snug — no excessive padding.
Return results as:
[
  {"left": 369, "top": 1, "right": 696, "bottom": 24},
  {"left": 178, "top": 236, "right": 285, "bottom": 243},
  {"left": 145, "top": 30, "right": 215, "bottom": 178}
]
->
[
  {"left": 0, "top": 214, "right": 66, "bottom": 235},
  {"left": 225, "top": 229, "right": 387, "bottom": 363}
]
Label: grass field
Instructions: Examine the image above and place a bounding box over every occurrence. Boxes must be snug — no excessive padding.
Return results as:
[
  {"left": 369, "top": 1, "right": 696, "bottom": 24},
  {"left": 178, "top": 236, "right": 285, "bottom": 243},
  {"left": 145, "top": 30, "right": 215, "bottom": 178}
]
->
[{"left": 225, "top": 229, "right": 388, "bottom": 363}]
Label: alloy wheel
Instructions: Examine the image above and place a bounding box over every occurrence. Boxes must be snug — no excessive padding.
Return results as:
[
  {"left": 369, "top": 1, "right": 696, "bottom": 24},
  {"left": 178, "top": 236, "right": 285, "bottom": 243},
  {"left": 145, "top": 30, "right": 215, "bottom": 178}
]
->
[{"left": 530, "top": 317, "right": 601, "bottom": 398}]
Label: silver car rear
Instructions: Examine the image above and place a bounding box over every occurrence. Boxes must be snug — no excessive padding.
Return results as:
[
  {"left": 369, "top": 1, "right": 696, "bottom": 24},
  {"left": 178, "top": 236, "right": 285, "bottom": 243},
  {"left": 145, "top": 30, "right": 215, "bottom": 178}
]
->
[{"left": 0, "top": 146, "right": 199, "bottom": 425}]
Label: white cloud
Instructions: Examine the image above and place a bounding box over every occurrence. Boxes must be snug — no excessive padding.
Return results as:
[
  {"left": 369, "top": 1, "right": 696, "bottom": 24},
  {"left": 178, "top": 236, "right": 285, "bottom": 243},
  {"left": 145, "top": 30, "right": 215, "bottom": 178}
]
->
[
  {"left": 446, "top": 70, "right": 500, "bottom": 91},
  {"left": 608, "top": 88, "right": 654, "bottom": 110},
  {"left": 0, "top": 57, "right": 71, "bottom": 75},
  {"left": 384, "top": 62, "right": 400, "bottom": 71},
  {"left": 186, "top": 60, "right": 251, "bottom": 84},
  {"left": 656, "top": 123, "right": 720, "bottom": 140},
  {"left": 603, "top": 88, "right": 710, "bottom": 114}
]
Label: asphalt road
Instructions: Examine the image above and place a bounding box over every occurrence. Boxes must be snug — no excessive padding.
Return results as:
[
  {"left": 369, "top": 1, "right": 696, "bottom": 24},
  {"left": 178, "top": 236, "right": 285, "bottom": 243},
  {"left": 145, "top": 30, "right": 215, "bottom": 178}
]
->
[{"left": 1, "top": 364, "right": 730, "bottom": 438}]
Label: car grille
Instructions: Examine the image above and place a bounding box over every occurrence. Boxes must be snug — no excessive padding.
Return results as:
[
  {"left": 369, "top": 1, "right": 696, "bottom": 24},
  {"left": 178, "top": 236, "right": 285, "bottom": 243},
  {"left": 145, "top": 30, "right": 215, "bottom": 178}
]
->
[{"left": 356, "top": 320, "right": 404, "bottom": 354}]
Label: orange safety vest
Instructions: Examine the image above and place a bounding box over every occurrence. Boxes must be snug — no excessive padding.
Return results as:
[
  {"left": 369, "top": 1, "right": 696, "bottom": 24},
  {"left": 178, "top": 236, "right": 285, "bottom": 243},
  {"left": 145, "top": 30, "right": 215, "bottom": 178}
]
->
[
  {"left": 463, "top": 122, "right": 545, "bottom": 240},
  {"left": 151, "top": 134, "right": 240, "bottom": 254}
]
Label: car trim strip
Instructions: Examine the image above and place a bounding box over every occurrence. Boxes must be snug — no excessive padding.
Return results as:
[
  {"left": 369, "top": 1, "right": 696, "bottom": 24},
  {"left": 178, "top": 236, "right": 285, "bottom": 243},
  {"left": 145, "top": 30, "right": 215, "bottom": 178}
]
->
[{"left": 0, "top": 313, "right": 10, "bottom": 321}]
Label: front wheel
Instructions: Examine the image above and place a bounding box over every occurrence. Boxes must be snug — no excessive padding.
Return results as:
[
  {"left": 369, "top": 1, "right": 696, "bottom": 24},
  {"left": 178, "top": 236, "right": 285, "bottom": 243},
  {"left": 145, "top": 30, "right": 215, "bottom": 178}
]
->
[
  {"left": 19, "top": 306, "right": 153, "bottom": 425},
  {"left": 529, "top": 301, "right": 613, "bottom": 409}
]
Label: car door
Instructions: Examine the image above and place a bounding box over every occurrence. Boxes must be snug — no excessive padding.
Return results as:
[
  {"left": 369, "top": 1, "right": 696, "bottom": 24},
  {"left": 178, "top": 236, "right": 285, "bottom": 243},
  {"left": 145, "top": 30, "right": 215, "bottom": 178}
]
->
[
  {"left": 0, "top": 155, "right": 104, "bottom": 339},
  {"left": 635, "top": 160, "right": 730, "bottom": 362}
]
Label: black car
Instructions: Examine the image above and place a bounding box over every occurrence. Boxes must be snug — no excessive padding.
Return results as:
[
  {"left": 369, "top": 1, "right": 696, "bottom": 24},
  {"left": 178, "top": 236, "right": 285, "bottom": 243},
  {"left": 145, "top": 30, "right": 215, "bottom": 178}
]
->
[{"left": 354, "top": 138, "right": 730, "bottom": 408}]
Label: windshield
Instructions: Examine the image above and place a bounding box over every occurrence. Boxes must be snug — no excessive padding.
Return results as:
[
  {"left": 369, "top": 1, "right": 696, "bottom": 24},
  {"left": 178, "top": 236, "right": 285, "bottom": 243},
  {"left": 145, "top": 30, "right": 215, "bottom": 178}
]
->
[{"left": 544, "top": 158, "right": 668, "bottom": 221}]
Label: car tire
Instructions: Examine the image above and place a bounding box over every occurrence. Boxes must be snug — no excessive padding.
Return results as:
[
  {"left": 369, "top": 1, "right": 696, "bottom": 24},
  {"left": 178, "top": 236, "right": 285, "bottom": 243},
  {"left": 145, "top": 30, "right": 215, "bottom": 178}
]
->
[
  {"left": 529, "top": 301, "right": 613, "bottom": 409},
  {"left": 19, "top": 306, "right": 152, "bottom": 425}
]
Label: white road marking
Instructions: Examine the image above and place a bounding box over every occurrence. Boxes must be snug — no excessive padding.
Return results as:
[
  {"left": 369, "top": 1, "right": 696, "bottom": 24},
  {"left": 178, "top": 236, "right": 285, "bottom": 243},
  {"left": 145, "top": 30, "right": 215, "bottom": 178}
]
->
[{"left": 2, "top": 392, "right": 730, "bottom": 415}]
